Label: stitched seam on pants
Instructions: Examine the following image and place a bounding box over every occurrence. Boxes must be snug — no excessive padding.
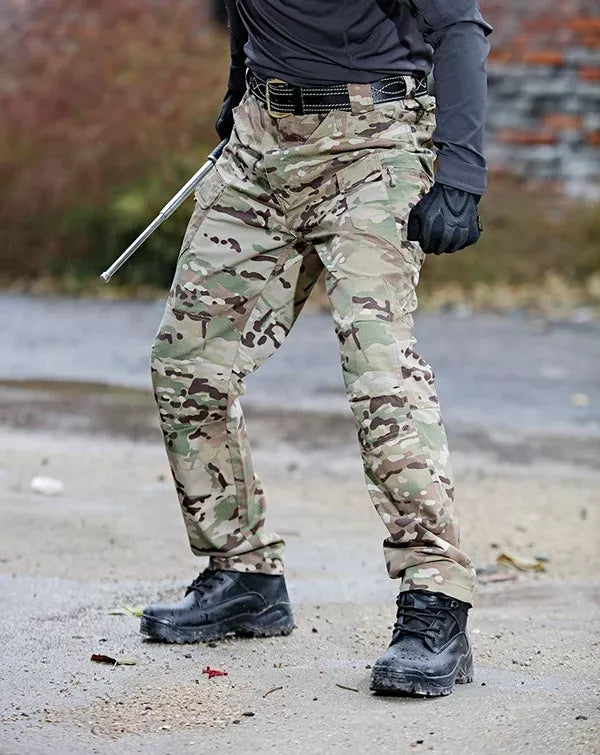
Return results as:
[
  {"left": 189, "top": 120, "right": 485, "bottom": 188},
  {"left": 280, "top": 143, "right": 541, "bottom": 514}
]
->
[
  {"left": 222, "top": 245, "right": 303, "bottom": 557},
  {"left": 382, "top": 279, "right": 448, "bottom": 509}
]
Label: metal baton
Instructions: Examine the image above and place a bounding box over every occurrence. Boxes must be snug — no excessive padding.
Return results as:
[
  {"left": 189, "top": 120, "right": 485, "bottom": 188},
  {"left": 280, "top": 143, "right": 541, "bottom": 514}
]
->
[{"left": 100, "top": 139, "right": 227, "bottom": 282}]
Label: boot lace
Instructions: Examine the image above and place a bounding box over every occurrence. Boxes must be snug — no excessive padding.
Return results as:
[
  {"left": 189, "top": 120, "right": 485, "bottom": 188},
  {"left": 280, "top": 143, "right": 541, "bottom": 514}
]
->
[
  {"left": 392, "top": 600, "right": 459, "bottom": 644},
  {"left": 185, "top": 568, "right": 226, "bottom": 596}
]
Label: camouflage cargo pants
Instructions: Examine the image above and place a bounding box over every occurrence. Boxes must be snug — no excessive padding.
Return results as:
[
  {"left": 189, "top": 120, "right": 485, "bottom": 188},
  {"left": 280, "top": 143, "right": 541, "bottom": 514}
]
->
[{"left": 151, "top": 83, "right": 476, "bottom": 604}]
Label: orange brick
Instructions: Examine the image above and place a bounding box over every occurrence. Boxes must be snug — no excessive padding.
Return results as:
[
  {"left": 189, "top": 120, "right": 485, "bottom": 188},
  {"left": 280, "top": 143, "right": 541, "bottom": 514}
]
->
[
  {"left": 510, "top": 34, "right": 529, "bottom": 49},
  {"left": 585, "top": 132, "right": 600, "bottom": 147},
  {"left": 522, "top": 50, "right": 565, "bottom": 66},
  {"left": 488, "top": 49, "right": 513, "bottom": 63},
  {"left": 578, "top": 34, "right": 600, "bottom": 49},
  {"left": 579, "top": 66, "right": 600, "bottom": 81},
  {"left": 543, "top": 114, "right": 582, "bottom": 131},
  {"left": 523, "top": 16, "right": 561, "bottom": 33},
  {"left": 569, "top": 17, "right": 600, "bottom": 33},
  {"left": 497, "top": 129, "right": 557, "bottom": 146}
]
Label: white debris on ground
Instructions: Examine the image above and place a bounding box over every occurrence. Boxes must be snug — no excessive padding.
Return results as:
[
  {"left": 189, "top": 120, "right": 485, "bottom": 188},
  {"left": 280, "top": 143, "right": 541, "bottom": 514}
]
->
[{"left": 30, "top": 475, "right": 64, "bottom": 496}]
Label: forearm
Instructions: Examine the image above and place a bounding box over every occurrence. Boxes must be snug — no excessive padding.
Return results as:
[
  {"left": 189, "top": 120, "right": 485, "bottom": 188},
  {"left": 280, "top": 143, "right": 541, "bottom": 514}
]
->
[
  {"left": 224, "top": 0, "right": 248, "bottom": 91},
  {"left": 410, "top": 1, "right": 492, "bottom": 195},
  {"left": 429, "top": 20, "right": 490, "bottom": 194}
]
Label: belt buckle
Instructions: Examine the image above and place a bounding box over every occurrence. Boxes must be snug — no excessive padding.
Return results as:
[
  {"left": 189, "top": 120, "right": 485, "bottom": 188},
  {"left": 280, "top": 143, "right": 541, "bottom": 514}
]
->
[{"left": 265, "top": 78, "right": 291, "bottom": 119}]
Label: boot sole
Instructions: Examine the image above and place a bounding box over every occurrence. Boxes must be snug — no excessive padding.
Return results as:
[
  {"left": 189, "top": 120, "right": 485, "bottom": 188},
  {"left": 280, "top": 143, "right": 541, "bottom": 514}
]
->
[
  {"left": 140, "top": 603, "right": 295, "bottom": 644},
  {"left": 370, "top": 652, "right": 474, "bottom": 697}
]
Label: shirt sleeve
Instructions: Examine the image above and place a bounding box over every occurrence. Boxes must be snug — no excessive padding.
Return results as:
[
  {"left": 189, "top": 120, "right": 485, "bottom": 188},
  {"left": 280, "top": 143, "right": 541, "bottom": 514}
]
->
[
  {"left": 224, "top": 0, "right": 249, "bottom": 91},
  {"left": 409, "top": 1, "right": 493, "bottom": 195}
]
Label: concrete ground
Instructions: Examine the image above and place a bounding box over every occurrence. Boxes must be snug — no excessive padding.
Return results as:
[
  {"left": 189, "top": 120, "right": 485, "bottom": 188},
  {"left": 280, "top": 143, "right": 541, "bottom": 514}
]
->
[{"left": 1, "top": 294, "right": 599, "bottom": 754}]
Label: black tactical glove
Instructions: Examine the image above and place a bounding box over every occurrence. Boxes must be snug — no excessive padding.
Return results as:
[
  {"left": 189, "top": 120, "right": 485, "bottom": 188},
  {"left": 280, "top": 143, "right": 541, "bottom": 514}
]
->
[
  {"left": 215, "top": 88, "right": 245, "bottom": 141},
  {"left": 407, "top": 183, "right": 482, "bottom": 255},
  {"left": 215, "top": 66, "right": 246, "bottom": 142}
]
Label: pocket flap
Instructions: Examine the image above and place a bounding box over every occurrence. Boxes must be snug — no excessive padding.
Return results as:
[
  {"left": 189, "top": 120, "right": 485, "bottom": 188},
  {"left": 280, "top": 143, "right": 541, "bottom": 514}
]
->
[
  {"left": 336, "top": 152, "right": 383, "bottom": 194},
  {"left": 193, "top": 169, "right": 226, "bottom": 208},
  {"left": 379, "top": 149, "right": 435, "bottom": 185}
]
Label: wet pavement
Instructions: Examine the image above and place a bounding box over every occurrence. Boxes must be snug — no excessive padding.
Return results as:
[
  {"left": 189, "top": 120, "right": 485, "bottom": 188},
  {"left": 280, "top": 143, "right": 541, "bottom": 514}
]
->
[
  {"left": 1, "top": 293, "right": 599, "bottom": 754},
  {"left": 3, "top": 293, "right": 600, "bottom": 438}
]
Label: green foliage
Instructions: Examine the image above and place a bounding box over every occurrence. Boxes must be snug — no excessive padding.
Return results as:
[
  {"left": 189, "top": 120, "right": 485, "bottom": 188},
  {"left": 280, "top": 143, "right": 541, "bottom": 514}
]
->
[
  {"left": 0, "top": 0, "right": 227, "bottom": 280},
  {"left": 55, "top": 154, "right": 210, "bottom": 286}
]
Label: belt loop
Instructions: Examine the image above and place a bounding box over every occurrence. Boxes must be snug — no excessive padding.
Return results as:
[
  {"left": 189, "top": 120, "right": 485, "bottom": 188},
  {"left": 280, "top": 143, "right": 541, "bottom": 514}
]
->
[
  {"left": 406, "top": 75, "right": 427, "bottom": 123},
  {"left": 266, "top": 78, "right": 292, "bottom": 119},
  {"left": 403, "top": 74, "right": 415, "bottom": 97},
  {"left": 347, "top": 83, "right": 374, "bottom": 114}
]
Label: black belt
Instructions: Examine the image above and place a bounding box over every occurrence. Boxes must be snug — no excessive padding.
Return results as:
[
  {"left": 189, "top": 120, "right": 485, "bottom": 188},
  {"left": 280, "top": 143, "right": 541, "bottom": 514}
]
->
[{"left": 247, "top": 71, "right": 428, "bottom": 118}]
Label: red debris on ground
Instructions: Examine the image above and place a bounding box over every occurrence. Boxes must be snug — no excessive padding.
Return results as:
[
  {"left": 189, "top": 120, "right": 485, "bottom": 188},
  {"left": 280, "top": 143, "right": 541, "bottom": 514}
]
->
[{"left": 202, "top": 665, "right": 228, "bottom": 679}]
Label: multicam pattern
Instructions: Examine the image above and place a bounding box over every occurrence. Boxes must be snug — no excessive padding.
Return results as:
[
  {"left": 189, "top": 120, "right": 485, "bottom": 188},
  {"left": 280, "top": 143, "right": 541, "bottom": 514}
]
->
[{"left": 151, "top": 89, "right": 476, "bottom": 603}]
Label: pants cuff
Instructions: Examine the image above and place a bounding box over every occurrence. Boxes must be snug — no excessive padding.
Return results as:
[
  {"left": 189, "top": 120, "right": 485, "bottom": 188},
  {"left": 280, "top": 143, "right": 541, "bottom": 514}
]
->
[
  {"left": 399, "top": 562, "right": 476, "bottom": 605},
  {"left": 208, "top": 553, "right": 284, "bottom": 575}
]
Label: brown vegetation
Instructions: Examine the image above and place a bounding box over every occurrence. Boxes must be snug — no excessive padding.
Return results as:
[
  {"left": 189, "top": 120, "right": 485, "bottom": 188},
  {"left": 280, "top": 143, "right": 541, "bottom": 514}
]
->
[
  {"left": 417, "top": 175, "right": 600, "bottom": 315},
  {"left": 1, "top": 0, "right": 227, "bottom": 278},
  {"left": 0, "top": 1, "right": 598, "bottom": 315}
]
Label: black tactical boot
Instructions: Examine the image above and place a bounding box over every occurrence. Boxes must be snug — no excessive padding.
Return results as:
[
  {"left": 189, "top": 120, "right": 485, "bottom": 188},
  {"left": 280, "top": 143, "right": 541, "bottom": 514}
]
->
[
  {"left": 370, "top": 590, "right": 473, "bottom": 697},
  {"left": 140, "top": 569, "right": 294, "bottom": 643}
]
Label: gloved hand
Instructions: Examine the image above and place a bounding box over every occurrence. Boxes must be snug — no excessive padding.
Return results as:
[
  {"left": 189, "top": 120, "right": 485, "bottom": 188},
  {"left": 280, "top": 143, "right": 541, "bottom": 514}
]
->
[
  {"left": 407, "top": 183, "right": 483, "bottom": 255},
  {"left": 215, "top": 89, "right": 245, "bottom": 141},
  {"left": 215, "top": 66, "right": 246, "bottom": 142}
]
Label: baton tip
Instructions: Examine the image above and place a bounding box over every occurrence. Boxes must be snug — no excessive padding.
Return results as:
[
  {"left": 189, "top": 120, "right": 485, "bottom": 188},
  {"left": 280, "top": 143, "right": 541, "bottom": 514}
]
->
[{"left": 100, "top": 272, "right": 111, "bottom": 283}]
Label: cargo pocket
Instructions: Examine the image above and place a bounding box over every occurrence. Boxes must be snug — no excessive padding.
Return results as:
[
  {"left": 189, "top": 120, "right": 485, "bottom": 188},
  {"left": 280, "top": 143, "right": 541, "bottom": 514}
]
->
[
  {"left": 379, "top": 149, "right": 435, "bottom": 269},
  {"left": 193, "top": 166, "right": 227, "bottom": 208},
  {"left": 336, "top": 152, "right": 399, "bottom": 240},
  {"left": 335, "top": 149, "right": 433, "bottom": 253},
  {"left": 178, "top": 168, "right": 227, "bottom": 259}
]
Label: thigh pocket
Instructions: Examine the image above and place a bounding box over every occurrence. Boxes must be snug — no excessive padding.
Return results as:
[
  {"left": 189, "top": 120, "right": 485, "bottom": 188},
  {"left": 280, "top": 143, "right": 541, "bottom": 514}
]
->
[
  {"left": 336, "top": 149, "right": 432, "bottom": 238},
  {"left": 379, "top": 149, "right": 435, "bottom": 269},
  {"left": 336, "top": 152, "right": 397, "bottom": 238},
  {"left": 178, "top": 168, "right": 228, "bottom": 258},
  {"left": 335, "top": 149, "right": 433, "bottom": 269},
  {"left": 193, "top": 166, "right": 227, "bottom": 208}
]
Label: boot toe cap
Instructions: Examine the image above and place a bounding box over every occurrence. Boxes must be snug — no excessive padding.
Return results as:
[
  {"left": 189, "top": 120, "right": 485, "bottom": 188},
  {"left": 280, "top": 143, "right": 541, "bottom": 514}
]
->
[
  {"left": 142, "top": 602, "right": 177, "bottom": 623},
  {"left": 142, "top": 593, "right": 197, "bottom": 624}
]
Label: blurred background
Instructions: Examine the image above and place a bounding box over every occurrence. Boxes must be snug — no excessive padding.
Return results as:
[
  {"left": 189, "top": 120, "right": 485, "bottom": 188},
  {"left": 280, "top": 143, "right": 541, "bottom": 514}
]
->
[{"left": 1, "top": 0, "right": 599, "bottom": 315}]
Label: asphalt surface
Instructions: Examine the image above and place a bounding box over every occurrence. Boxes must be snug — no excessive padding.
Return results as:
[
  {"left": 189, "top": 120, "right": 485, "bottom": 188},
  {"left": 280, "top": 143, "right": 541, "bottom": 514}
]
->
[
  {"left": 2, "top": 293, "right": 599, "bottom": 436},
  {"left": 1, "top": 293, "right": 599, "bottom": 754}
]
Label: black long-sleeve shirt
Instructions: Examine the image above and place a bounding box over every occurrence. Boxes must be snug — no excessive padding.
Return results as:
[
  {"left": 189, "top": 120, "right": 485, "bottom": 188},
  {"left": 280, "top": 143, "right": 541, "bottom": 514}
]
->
[{"left": 224, "top": 0, "right": 492, "bottom": 195}]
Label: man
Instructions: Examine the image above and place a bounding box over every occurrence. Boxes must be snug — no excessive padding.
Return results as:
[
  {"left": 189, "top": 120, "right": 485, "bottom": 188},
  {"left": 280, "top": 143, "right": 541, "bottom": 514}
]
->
[{"left": 142, "top": 0, "right": 492, "bottom": 697}]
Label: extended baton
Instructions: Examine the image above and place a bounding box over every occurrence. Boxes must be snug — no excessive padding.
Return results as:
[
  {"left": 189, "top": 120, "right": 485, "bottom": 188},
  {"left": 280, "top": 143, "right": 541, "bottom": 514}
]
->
[{"left": 100, "top": 139, "right": 227, "bottom": 282}]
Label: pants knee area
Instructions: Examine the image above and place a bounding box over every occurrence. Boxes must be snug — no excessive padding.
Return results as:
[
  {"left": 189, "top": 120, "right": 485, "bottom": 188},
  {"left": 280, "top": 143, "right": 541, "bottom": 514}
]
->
[
  {"left": 150, "top": 329, "right": 189, "bottom": 365},
  {"left": 151, "top": 353, "right": 233, "bottom": 430}
]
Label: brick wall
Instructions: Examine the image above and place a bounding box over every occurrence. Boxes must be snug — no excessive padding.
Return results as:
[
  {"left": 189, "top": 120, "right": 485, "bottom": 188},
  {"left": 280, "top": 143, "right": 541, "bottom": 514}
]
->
[{"left": 481, "top": 0, "right": 600, "bottom": 197}]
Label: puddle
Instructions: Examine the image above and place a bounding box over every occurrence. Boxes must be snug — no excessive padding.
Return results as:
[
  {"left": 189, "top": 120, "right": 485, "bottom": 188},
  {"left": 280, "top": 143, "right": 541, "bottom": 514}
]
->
[
  {"left": 1, "top": 379, "right": 598, "bottom": 469},
  {"left": 0, "top": 379, "right": 158, "bottom": 441}
]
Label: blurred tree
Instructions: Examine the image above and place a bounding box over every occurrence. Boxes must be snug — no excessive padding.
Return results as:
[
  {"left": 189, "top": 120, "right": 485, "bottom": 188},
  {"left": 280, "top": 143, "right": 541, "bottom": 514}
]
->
[{"left": 0, "top": 0, "right": 229, "bottom": 281}]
